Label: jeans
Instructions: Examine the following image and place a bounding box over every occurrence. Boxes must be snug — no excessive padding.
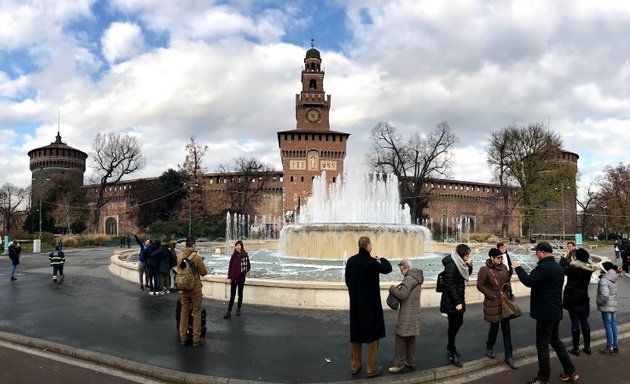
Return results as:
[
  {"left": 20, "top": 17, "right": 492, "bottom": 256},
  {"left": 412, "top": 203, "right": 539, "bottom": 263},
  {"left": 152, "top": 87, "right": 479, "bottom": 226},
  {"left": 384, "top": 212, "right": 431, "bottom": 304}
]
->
[
  {"left": 536, "top": 320, "right": 575, "bottom": 380},
  {"left": 487, "top": 319, "right": 513, "bottom": 356},
  {"left": 601, "top": 312, "right": 618, "bottom": 348},
  {"left": 568, "top": 310, "right": 590, "bottom": 332},
  {"left": 10, "top": 265, "right": 17, "bottom": 277},
  {"left": 228, "top": 281, "right": 245, "bottom": 310},
  {"left": 447, "top": 312, "right": 464, "bottom": 353},
  {"left": 137, "top": 261, "right": 147, "bottom": 286}
]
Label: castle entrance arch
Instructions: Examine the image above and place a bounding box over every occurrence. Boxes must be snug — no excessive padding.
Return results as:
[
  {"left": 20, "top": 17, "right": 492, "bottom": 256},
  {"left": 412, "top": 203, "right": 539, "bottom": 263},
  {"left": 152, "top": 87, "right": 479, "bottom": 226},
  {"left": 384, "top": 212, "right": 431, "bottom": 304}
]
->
[{"left": 105, "top": 217, "right": 118, "bottom": 235}]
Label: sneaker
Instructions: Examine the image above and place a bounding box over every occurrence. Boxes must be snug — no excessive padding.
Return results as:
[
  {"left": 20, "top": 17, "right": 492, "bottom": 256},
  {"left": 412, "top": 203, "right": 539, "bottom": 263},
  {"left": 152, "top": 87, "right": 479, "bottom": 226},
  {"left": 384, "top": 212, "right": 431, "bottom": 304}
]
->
[
  {"left": 613, "top": 346, "right": 619, "bottom": 353},
  {"left": 528, "top": 378, "right": 549, "bottom": 384},
  {"left": 388, "top": 366, "right": 405, "bottom": 373},
  {"left": 149, "top": 292, "right": 156, "bottom": 296},
  {"left": 599, "top": 346, "right": 614, "bottom": 354},
  {"left": 559, "top": 372, "right": 580, "bottom": 382}
]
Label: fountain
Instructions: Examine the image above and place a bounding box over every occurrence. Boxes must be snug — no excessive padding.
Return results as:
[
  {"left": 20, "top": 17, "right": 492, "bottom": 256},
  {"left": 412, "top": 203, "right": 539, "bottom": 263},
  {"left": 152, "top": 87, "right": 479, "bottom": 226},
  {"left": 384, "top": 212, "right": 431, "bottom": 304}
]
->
[{"left": 280, "top": 171, "right": 431, "bottom": 259}]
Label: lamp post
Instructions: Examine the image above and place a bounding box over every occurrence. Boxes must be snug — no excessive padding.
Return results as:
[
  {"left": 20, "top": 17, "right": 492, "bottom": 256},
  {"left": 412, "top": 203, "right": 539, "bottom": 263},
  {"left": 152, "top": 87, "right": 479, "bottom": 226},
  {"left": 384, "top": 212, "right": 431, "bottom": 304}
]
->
[{"left": 603, "top": 206, "right": 608, "bottom": 241}]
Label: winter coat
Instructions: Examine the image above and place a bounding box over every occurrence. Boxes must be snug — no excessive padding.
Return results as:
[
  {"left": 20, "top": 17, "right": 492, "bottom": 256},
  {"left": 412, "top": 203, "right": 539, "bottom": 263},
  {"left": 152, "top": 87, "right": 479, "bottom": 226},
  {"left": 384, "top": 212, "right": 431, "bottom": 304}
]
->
[
  {"left": 440, "top": 255, "right": 473, "bottom": 314},
  {"left": 48, "top": 250, "right": 65, "bottom": 266},
  {"left": 561, "top": 259, "right": 597, "bottom": 313},
  {"left": 389, "top": 268, "right": 423, "bottom": 337},
  {"left": 146, "top": 242, "right": 162, "bottom": 268},
  {"left": 345, "top": 248, "right": 392, "bottom": 343},
  {"left": 133, "top": 235, "right": 149, "bottom": 263},
  {"left": 515, "top": 256, "right": 564, "bottom": 321},
  {"left": 157, "top": 246, "right": 173, "bottom": 274},
  {"left": 177, "top": 247, "right": 208, "bottom": 292},
  {"left": 8, "top": 243, "right": 20, "bottom": 266},
  {"left": 227, "top": 251, "right": 251, "bottom": 283},
  {"left": 476, "top": 259, "right": 511, "bottom": 324},
  {"left": 596, "top": 270, "right": 618, "bottom": 312}
]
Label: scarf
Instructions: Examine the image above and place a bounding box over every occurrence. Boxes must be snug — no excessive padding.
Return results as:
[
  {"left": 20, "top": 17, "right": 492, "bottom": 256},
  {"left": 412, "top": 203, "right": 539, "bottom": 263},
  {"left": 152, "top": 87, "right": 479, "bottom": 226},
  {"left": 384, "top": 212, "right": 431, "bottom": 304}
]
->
[{"left": 451, "top": 251, "right": 470, "bottom": 281}]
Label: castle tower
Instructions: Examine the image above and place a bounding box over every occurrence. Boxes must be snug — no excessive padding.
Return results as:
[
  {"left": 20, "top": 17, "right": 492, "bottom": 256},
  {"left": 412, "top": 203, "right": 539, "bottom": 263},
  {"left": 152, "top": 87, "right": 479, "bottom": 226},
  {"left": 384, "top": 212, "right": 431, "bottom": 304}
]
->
[
  {"left": 277, "top": 43, "right": 349, "bottom": 219},
  {"left": 28, "top": 131, "right": 88, "bottom": 203}
]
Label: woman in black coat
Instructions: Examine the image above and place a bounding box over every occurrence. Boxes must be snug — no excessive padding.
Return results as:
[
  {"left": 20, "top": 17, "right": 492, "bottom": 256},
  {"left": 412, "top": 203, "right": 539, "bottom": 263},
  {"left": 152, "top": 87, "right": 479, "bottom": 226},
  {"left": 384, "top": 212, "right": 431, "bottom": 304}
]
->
[
  {"left": 8, "top": 241, "right": 21, "bottom": 281},
  {"left": 440, "top": 243, "right": 473, "bottom": 367},
  {"left": 560, "top": 248, "right": 597, "bottom": 355}
]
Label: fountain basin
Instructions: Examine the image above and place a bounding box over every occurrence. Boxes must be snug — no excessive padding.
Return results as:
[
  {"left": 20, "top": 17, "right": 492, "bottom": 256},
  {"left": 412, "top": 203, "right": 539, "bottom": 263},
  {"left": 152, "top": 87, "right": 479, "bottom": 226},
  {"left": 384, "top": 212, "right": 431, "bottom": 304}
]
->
[{"left": 280, "top": 223, "right": 430, "bottom": 259}]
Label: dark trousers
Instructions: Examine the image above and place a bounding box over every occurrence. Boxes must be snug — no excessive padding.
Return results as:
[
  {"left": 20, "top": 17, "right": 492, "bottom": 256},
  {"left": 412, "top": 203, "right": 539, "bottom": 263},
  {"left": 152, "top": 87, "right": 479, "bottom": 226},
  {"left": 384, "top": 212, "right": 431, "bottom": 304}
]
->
[
  {"left": 568, "top": 310, "right": 590, "bottom": 332},
  {"left": 487, "top": 319, "right": 513, "bottom": 356},
  {"left": 147, "top": 266, "right": 159, "bottom": 293},
  {"left": 447, "top": 312, "right": 464, "bottom": 353},
  {"left": 536, "top": 320, "right": 576, "bottom": 380},
  {"left": 52, "top": 265, "right": 64, "bottom": 277},
  {"left": 228, "top": 281, "right": 245, "bottom": 310}
]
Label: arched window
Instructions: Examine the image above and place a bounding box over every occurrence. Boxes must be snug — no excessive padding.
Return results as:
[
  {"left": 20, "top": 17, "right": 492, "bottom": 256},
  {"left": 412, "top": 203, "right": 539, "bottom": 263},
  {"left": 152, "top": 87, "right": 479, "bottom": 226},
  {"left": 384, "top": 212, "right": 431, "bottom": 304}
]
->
[
  {"left": 105, "top": 217, "right": 117, "bottom": 235},
  {"left": 309, "top": 79, "right": 317, "bottom": 89}
]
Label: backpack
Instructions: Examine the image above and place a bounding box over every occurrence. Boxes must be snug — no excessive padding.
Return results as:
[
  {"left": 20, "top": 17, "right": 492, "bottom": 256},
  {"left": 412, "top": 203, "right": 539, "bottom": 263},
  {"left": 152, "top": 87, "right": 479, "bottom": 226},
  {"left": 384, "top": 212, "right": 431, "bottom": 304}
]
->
[
  {"left": 175, "top": 253, "right": 198, "bottom": 291},
  {"left": 435, "top": 270, "right": 446, "bottom": 293}
]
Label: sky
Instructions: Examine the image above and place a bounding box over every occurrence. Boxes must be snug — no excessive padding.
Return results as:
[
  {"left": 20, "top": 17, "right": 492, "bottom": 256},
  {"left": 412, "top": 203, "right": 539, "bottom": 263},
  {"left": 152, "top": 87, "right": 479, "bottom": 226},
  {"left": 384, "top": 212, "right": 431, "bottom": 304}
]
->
[{"left": 1, "top": 0, "right": 630, "bottom": 201}]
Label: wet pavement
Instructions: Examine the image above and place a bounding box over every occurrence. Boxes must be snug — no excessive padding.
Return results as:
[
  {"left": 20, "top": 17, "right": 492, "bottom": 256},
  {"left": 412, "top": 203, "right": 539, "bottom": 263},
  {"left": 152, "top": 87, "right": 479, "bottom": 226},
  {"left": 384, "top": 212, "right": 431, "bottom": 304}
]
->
[{"left": 0, "top": 245, "right": 628, "bottom": 383}]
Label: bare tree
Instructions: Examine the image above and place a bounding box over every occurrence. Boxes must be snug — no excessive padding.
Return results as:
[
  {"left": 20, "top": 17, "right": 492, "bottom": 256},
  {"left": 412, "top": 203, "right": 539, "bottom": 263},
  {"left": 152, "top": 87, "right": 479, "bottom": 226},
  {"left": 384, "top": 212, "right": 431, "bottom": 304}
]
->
[
  {"left": 219, "top": 157, "right": 276, "bottom": 215},
  {"left": 576, "top": 180, "right": 599, "bottom": 236},
  {"left": 0, "top": 183, "right": 28, "bottom": 232},
  {"left": 487, "top": 123, "right": 563, "bottom": 235},
  {"left": 178, "top": 137, "right": 209, "bottom": 236},
  {"left": 90, "top": 133, "right": 144, "bottom": 232},
  {"left": 368, "top": 121, "right": 457, "bottom": 221},
  {"left": 595, "top": 163, "right": 630, "bottom": 234}
]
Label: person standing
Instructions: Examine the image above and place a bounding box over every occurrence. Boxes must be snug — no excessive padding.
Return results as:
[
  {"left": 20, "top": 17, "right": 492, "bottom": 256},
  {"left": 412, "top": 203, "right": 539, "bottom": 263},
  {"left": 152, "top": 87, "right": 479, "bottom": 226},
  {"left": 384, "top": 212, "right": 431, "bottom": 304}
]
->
[
  {"left": 560, "top": 248, "right": 597, "bottom": 356},
  {"left": 614, "top": 240, "right": 620, "bottom": 260},
  {"left": 619, "top": 238, "right": 630, "bottom": 274},
  {"left": 513, "top": 242, "right": 579, "bottom": 384},
  {"left": 564, "top": 242, "right": 577, "bottom": 261},
  {"left": 596, "top": 262, "right": 619, "bottom": 354},
  {"left": 476, "top": 248, "right": 517, "bottom": 369},
  {"left": 223, "top": 240, "right": 251, "bottom": 319},
  {"left": 345, "top": 236, "right": 392, "bottom": 378},
  {"left": 387, "top": 259, "right": 423, "bottom": 373},
  {"left": 440, "top": 244, "right": 473, "bottom": 368},
  {"left": 8, "top": 241, "right": 21, "bottom": 281},
  {"left": 48, "top": 244, "right": 65, "bottom": 283},
  {"left": 177, "top": 237, "right": 208, "bottom": 347},
  {"left": 497, "top": 242, "right": 514, "bottom": 276},
  {"left": 133, "top": 232, "right": 150, "bottom": 291}
]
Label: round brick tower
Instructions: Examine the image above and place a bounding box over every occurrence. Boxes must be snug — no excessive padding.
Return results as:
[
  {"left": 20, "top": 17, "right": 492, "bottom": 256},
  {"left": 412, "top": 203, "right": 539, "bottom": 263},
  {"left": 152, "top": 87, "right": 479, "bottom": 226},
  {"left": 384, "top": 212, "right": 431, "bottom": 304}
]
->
[{"left": 28, "top": 132, "right": 88, "bottom": 203}]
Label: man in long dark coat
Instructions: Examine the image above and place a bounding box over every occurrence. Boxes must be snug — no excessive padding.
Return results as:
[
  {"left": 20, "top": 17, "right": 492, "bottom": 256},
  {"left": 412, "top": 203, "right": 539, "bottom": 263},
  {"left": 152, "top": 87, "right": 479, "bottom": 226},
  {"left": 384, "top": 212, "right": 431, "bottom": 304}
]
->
[{"left": 345, "top": 236, "right": 392, "bottom": 378}]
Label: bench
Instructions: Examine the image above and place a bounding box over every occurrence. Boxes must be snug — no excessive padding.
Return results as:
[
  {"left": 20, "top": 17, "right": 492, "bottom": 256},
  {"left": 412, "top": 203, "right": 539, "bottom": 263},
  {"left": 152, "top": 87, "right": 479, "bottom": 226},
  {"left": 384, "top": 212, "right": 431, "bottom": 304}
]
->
[{"left": 588, "top": 245, "right": 598, "bottom": 249}]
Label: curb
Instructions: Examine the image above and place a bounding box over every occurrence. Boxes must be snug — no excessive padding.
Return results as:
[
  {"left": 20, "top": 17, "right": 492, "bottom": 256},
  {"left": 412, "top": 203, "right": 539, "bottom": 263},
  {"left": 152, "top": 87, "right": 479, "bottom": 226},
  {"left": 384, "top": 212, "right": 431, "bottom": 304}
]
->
[{"left": 2, "top": 324, "right": 629, "bottom": 384}]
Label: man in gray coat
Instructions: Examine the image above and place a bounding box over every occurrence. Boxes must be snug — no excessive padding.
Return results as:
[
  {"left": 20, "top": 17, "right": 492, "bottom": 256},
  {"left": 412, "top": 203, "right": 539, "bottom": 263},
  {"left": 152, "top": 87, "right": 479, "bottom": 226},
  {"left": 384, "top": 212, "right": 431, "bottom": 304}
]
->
[{"left": 387, "top": 259, "right": 423, "bottom": 373}]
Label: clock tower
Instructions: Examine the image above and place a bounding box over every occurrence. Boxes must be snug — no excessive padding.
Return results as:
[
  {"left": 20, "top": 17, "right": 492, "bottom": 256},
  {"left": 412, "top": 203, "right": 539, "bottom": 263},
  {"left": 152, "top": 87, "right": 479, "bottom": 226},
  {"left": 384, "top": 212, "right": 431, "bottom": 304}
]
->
[{"left": 277, "top": 42, "right": 349, "bottom": 220}]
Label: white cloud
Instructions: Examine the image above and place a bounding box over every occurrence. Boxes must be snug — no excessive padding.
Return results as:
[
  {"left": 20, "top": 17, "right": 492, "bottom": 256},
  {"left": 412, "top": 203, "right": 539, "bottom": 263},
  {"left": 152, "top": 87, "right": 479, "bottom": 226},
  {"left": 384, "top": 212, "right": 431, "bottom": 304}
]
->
[{"left": 101, "top": 22, "right": 146, "bottom": 64}]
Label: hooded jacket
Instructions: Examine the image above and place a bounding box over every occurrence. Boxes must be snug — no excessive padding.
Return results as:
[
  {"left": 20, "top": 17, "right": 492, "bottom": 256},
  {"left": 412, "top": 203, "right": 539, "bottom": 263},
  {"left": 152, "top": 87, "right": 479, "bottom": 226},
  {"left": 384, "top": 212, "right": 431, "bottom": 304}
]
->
[
  {"left": 596, "top": 269, "right": 618, "bottom": 312},
  {"left": 177, "top": 247, "right": 208, "bottom": 292},
  {"left": 389, "top": 268, "right": 423, "bottom": 337},
  {"left": 561, "top": 259, "right": 597, "bottom": 312}
]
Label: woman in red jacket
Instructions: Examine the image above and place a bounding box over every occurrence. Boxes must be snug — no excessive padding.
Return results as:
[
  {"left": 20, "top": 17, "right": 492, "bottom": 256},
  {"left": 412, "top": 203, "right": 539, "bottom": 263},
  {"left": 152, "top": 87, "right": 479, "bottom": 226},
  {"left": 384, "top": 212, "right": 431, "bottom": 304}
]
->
[{"left": 224, "top": 240, "right": 251, "bottom": 319}]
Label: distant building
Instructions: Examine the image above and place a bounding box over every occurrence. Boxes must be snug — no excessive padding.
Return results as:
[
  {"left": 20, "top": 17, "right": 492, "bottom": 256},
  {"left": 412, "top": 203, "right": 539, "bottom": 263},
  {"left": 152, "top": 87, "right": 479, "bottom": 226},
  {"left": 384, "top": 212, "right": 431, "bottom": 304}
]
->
[{"left": 27, "top": 47, "right": 578, "bottom": 240}]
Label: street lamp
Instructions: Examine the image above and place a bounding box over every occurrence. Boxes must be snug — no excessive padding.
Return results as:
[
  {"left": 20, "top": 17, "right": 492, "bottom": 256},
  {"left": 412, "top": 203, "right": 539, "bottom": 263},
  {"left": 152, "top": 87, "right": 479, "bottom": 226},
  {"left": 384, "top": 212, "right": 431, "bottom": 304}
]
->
[{"left": 603, "top": 206, "right": 608, "bottom": 241}]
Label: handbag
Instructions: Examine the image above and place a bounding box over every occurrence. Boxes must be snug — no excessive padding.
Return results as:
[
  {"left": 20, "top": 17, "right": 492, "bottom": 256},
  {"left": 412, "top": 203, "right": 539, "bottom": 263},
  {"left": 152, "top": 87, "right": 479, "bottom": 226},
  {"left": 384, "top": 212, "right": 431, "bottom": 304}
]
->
[
  {"left": 386, "top": 291, "right": 400, "bottom": 310},
  {"left": 490, "top": 270, "right": 522, "bottom": 320}
]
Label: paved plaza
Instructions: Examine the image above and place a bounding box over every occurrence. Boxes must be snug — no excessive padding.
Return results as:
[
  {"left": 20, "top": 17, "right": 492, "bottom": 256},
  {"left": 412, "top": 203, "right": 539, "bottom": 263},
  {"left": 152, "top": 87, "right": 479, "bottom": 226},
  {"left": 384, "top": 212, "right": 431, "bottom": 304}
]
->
[{"left": 1, "top": 246, "right": 629, "bottom": 383}]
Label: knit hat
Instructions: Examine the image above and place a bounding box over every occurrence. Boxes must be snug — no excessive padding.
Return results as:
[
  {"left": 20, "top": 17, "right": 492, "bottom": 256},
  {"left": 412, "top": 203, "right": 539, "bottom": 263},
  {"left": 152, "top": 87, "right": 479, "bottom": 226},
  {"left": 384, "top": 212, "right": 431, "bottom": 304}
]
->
[
  {"left": 575, "top": 248, "right": 589, "bottom": 262},
  {"left": 601, "top": 261, "right": 617, "bottom": 272}
]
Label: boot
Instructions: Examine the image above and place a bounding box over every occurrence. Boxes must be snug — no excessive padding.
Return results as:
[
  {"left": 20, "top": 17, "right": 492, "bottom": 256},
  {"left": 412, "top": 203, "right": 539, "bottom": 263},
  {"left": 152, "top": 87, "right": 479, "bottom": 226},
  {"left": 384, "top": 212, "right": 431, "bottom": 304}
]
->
[
  {"left": 223, "top": 309, "right": 231, "bottom": 319},
  {"left": 505, "top": 354, "right": 518, "bottom": 369},
  {"left": 568, "top": 329, "right": 580, "bottom": 356},
  {"left": 486, "top": 349, "right": 496, "bottom": 359},
  {"left": 582, "top": 327, "right": 591, "bottom": 355}
]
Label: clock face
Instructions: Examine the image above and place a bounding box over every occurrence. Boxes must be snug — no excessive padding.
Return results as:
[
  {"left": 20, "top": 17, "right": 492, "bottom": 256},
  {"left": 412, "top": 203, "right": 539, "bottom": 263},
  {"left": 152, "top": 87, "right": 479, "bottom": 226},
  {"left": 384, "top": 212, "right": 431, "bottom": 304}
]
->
[{"left": 305, "top": 108, "right": 321, "bottom": 123}]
